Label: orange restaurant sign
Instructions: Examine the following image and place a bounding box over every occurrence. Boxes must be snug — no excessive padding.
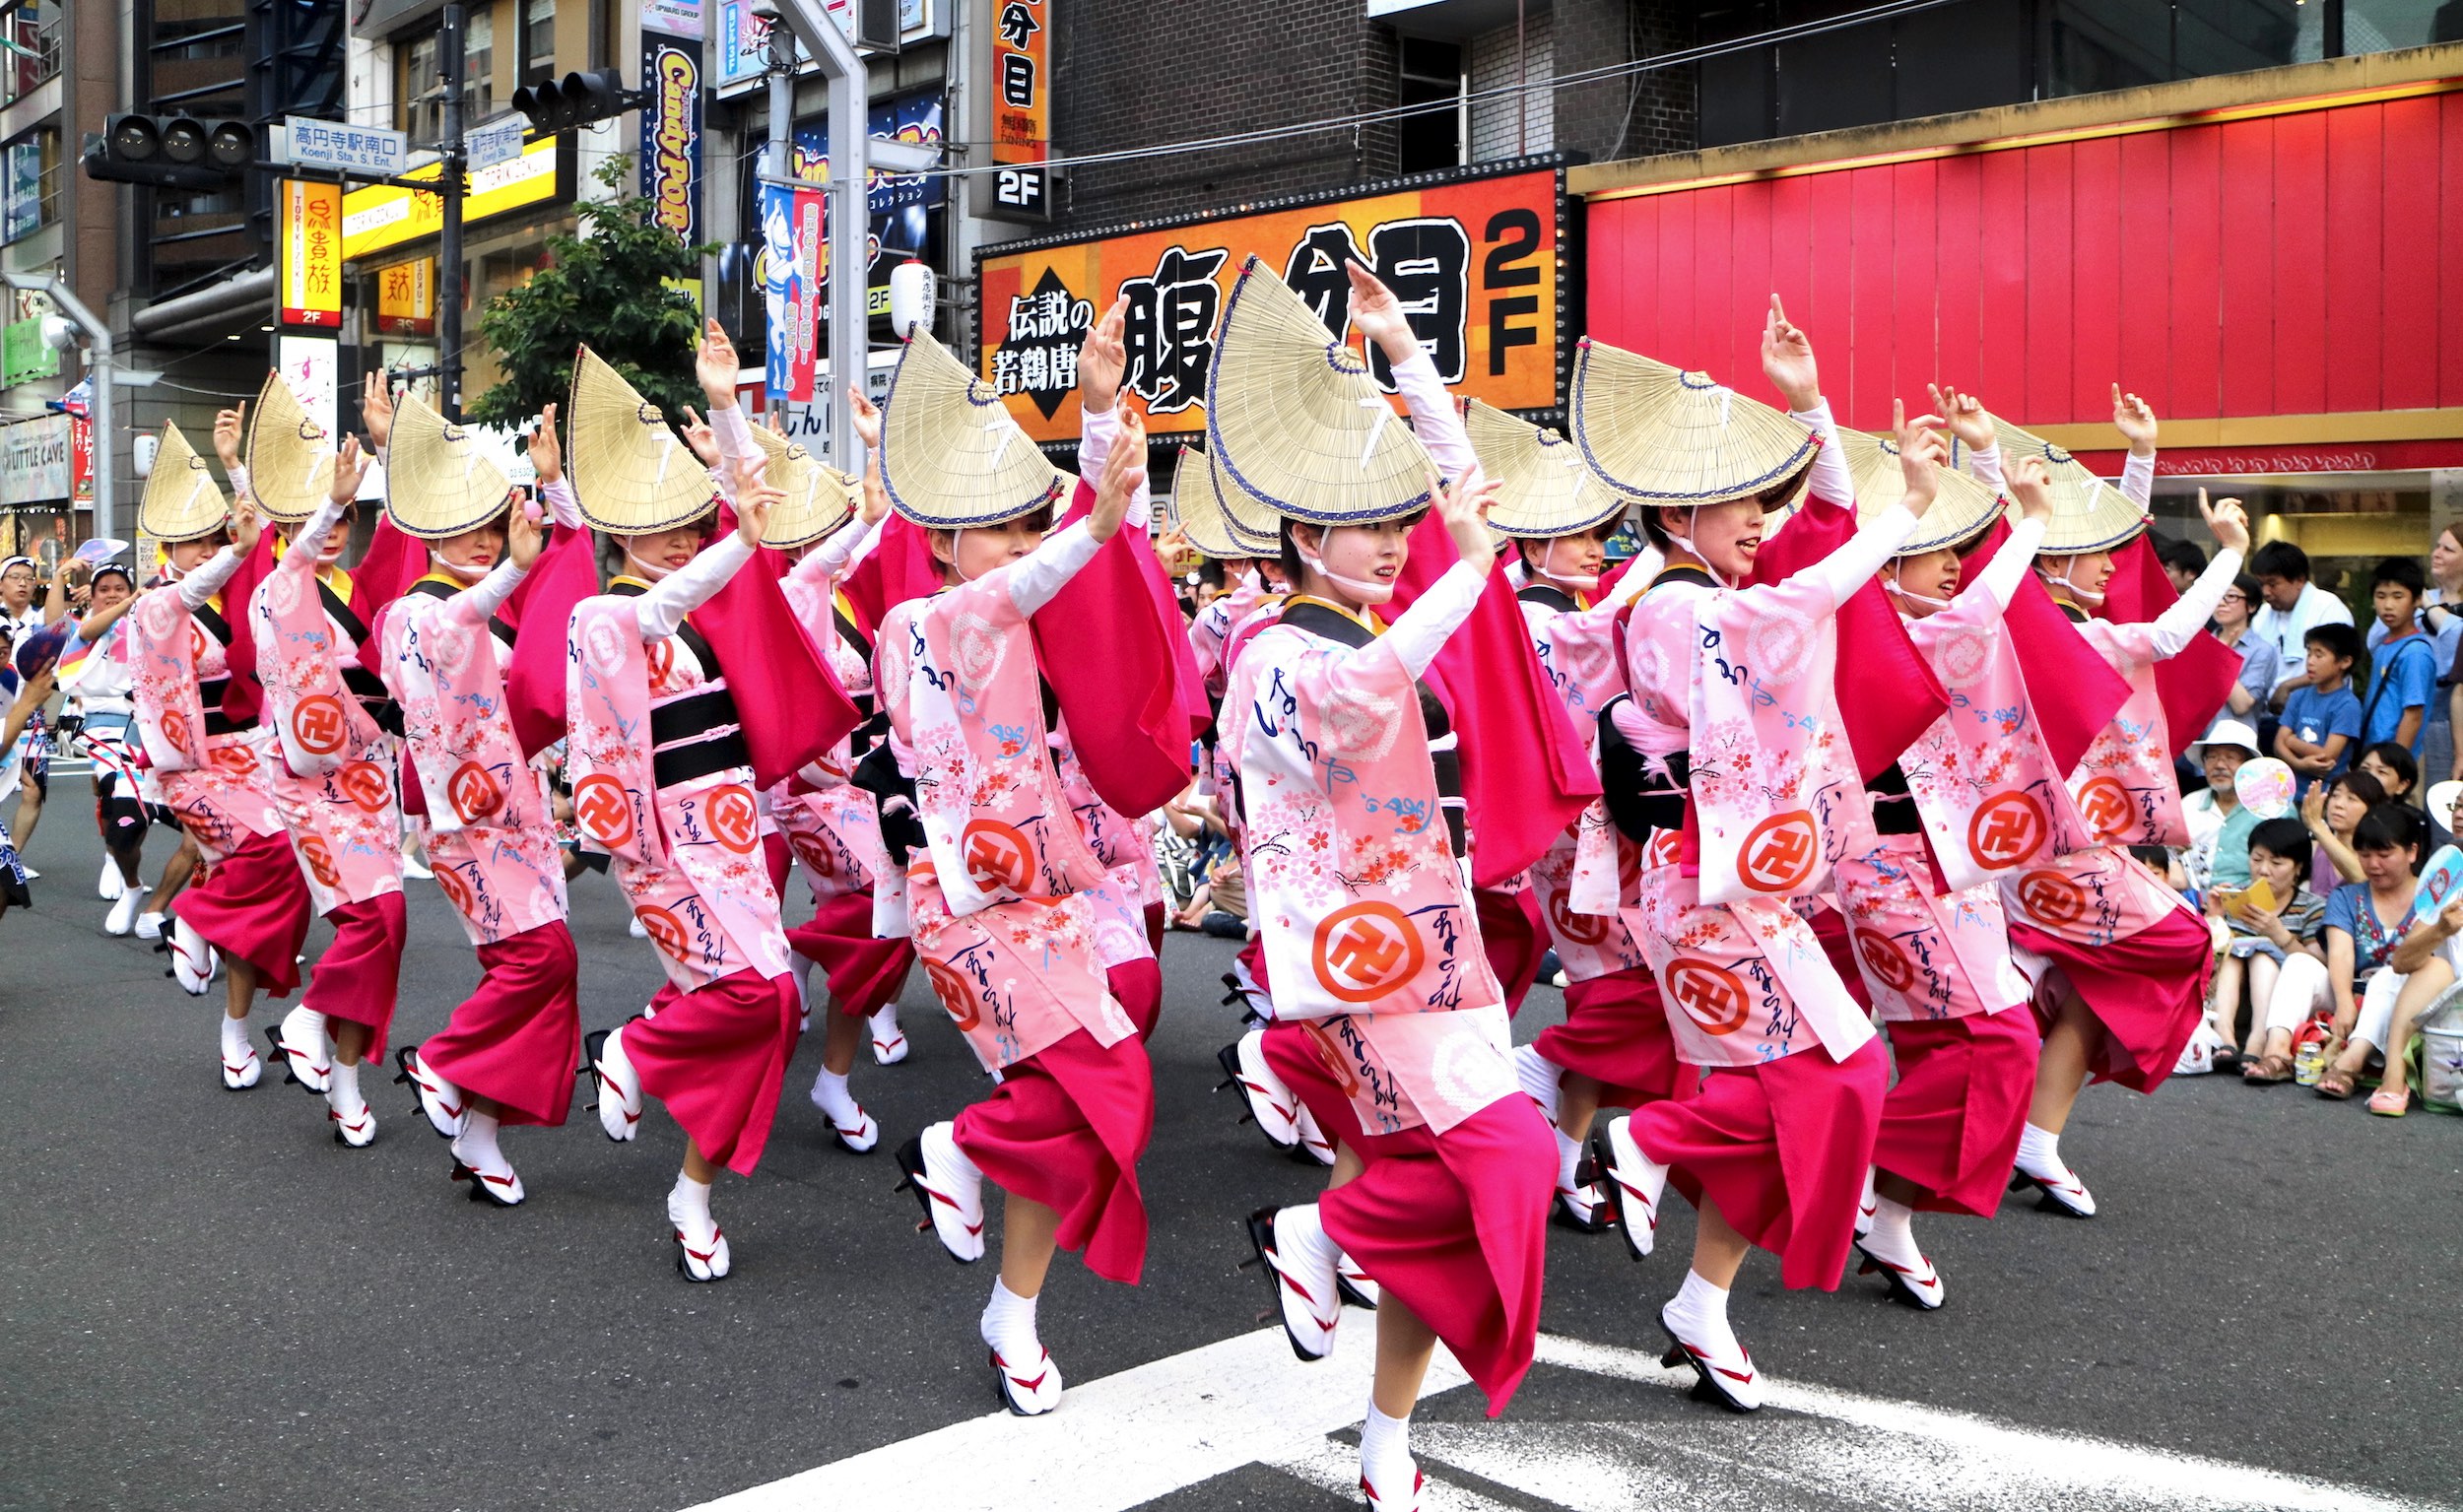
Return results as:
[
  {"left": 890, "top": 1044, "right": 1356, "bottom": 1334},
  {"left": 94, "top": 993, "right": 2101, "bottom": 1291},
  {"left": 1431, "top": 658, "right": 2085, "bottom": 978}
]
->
[
  {"left": 976, "top": 163, "right": 1567, "bottom": 445},
  {"left": 279, "top": 179, "right": 344, "bottom": 328}
]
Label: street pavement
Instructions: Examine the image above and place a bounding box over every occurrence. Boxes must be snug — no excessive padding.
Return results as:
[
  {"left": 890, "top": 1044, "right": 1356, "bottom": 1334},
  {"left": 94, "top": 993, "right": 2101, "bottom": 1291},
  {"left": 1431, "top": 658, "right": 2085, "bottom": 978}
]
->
[{"left": 2, "top": 787, "right": 2458, "bottom": 1512}]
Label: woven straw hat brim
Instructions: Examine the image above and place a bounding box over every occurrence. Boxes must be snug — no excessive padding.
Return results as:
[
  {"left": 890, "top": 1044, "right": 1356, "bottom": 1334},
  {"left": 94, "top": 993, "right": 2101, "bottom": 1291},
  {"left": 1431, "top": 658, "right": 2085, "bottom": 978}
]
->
[
  {"left": 381, "top": 392, "right": 515, "bottom": 542},
  {"left": 1168, "top": 442, "right": 1281, "bottom": 559},
  {"left": 1836, "top": 428, "right": 2008, "bottom": 555},
  {"left": 880, "top": 330, "right": 1069, "bottom": 529},
  {"left": 752, "top": 425, "right": 860, "bottom": 549},
  {"left": 1568, "top": 338, "right": 1817, "bottom": 507},
  {"left": 568, "top": 346, "right": 720, "bottom": 535},
  {"left": 1204, "top": 256, "right": 1437, "bottom": 528},
  {"left": 1966, "top": 419, "right": 2148, "bottom": 556},
  {"left": 141, "top": 423, "right": 232, "bottom": 544},
  {"left": 1465, "top": 399, "right": 1629, "bottom": 540},
  {"left": 242, "top": 370, "right": 335, "bottom": 524}
]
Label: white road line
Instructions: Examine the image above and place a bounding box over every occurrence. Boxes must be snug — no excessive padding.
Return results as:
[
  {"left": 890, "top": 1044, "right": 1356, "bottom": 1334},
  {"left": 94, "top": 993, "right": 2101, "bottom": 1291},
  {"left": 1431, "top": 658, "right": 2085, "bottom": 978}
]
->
[
  {"left": 682, "top": 1330, "right": 2451, "bottom": 1512},
  {"left": 679, "top": 1321, "right": 1468, "bottom": 1512}
]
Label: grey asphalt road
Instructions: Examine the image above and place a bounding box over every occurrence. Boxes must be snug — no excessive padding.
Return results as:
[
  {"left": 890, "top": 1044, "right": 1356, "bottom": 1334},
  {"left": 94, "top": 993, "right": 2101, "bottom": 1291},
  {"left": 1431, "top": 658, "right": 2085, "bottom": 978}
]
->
[{"left": 2, "top": 786, "right": 2457, "bottom": 1512}]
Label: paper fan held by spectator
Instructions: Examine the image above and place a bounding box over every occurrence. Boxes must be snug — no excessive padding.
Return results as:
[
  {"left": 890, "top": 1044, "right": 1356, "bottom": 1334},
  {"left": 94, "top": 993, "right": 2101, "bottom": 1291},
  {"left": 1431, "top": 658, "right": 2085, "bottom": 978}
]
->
[
  {"left": 1462, "top": 399, "right": 1627, "bottom": 540},
  {"left": 2235, "top": 757, "right": 2297, "bottom": 821},
  {"left": 749, "top": 424, "right": 858, "bottom": 551},
  {"left": 241, "top": 369, "right": 334, "bottom": 525},
  {"left": 567, "top": 345, "right": 722, "bottom": 535},
  {"left": 1203, "top": 255, "right": 1436, "bottom": 525},
  {"left": 381, "top": 393, "right": 515, "bottom": 540},
  {"left": 143, "top": 422, "right": 232, "bottom": 545},
  {"left": 879, "top": 327, "right": 1070, "bottom": 529},
  {"left": 1567, "top": 337, "right": 1817, "bottom": 511},
  {"left": 1167, "top": 441, "right": 1280, "bottom": 559}
]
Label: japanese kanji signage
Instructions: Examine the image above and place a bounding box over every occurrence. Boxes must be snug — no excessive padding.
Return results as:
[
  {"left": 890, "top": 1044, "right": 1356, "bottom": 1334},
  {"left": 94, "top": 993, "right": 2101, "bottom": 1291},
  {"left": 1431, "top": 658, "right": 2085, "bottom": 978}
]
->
[
  {"left": 977, "top": 163, "right": 1567, "bottom": 444},
  {"left": 376, "top": 257, "right": 436, "bottom": 337},
  {"left": 280, "top": 179, "right": 344, "bottom": 328},
  {"left": 986, "top": 0, "right": 1051, "bottom": 223},
  {"left": 343, "top": 137, "right": 562, "bottom": 261}
]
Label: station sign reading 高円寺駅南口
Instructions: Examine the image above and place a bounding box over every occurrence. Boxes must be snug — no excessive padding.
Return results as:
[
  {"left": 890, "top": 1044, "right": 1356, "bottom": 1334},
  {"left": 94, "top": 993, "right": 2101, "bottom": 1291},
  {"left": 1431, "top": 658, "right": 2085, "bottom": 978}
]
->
[{"left": 974, "top": 162, "right": 1569, "bottom": 444}]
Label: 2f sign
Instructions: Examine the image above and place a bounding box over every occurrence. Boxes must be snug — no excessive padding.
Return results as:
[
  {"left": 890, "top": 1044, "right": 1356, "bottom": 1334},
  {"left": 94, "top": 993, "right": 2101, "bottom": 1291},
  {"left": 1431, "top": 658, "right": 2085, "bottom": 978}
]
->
[{"left": 990, "top": 166, "right": 1049, "bottom": 223}]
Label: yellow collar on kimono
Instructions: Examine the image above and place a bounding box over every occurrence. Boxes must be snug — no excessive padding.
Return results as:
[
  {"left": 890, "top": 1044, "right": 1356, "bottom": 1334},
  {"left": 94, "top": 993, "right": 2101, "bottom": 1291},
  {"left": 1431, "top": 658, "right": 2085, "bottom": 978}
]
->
[
  {"left": 611, "top": 573, "right": 654, "bottom": 592},
  {"left": 413, "top": 571, "right": 467, "bottom": 594},
  {"left": 1284, "top": 593, "right": 1386, "bottom": 636}
]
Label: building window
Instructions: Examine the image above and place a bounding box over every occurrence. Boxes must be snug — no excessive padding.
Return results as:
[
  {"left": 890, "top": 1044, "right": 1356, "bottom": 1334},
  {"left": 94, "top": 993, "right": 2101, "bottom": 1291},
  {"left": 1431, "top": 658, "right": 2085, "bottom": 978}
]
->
[
  {"left": 399, "top": 9, "right": 496, "bottom": 145},
  {"left": 519, "top": 0, "right": 557, "bottom": 87},
  {"left": 1396, "top": 37, "right": 1463, "bottom": 174},
  {"left": 1468, "top": 15, "right": 1552, "bottom": 162},
  {"left": 1, "top": 127, "right": 55, "bottom": 243},
  {"left": 0, "top": 0, "right": 58, "bottom": 107}
]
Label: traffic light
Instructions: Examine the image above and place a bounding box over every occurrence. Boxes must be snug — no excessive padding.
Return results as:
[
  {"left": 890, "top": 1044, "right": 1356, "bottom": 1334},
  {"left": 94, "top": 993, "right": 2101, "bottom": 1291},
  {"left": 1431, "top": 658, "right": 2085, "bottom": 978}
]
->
[
  {"left": 511, "top": 70, "right": 644, "bottom": 133},
  {"left": 82, "top": 113, "right": 255, "bottom": 190}
]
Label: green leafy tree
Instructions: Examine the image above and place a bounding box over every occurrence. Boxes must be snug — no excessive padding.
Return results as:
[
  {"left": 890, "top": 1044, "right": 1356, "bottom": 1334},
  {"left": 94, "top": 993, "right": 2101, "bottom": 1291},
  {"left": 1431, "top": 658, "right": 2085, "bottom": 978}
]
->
[{"left": 466, "top": 153, "right": 717, "bottom": 431}]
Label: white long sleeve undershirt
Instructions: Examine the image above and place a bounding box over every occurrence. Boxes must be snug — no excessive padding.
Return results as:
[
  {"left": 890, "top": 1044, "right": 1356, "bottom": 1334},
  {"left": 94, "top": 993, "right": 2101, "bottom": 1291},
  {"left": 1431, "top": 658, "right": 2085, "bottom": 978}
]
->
[
  {"left": 632, "top": 534, "right": 754, "bottom": 643},
  {"left": 1391, "top": 351, "right": 1474, "bottom": 481},
  {"left": 1077, "top": 404, "right": 1153, "bottom": 531},
  {"left": 2149, "top": 547, "right": 2243, "bottom": 659},
  {"left": 790, "top": 510, "right": 882, "bottom": 587},
  {"left": 175, "top": 546, "right": 245, "bottom": 611},
  {"left": 1787, "top": 398, "right": 1856, "bottom": 509},
  {"left": 1007, "top": 520, "right": 1102, "bottom": 619},
  {"left": 1806, "top": 505, "right": 1919, "bottom": 610},
  {"left": 1975, "top": 516, "right": 2047, "bottom": 609}
]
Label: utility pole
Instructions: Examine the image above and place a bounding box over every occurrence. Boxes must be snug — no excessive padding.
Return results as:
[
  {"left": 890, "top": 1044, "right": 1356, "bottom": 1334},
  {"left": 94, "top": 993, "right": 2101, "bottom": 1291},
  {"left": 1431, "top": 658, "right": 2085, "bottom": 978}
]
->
[
  {"left": 766, "top": 1, "right": 871, "bottom": 475},
  {"left": 437, "top": 2, "right": 468, "bottom": 420}
]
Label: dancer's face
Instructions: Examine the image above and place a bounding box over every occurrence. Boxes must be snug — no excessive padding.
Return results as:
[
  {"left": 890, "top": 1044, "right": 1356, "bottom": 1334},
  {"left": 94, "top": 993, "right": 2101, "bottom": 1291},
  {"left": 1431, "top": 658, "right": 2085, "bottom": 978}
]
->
[
  {"left": 437, "top": 517, "right": 507, "bottom": 571},
  {"left": 1292, "top": 519, "right": 1413, "bottom": 608},
  {"left": 1886, "top": 547, "right": 1962, "bottom": 615},
  {"left": 1658, "top": 499, "right": 1763, "bottom": 581}
]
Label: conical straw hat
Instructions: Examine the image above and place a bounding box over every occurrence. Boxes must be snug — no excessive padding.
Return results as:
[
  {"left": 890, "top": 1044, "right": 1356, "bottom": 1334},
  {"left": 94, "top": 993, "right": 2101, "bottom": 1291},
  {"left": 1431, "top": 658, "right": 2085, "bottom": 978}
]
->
[
  {"left": 880, "top": 330, "right": 1069, "bottom": 528},
  {"left": 140, "top": 423, "right": 230, "bottom": 544},
  {"left": 751, "top": 423, "right": 859, "bottom": 550},
  {"left": 381, "top": 392, "right": 514, "bottom": 541},
  {"left": 1168, "top": 442, "right": 1281, "bottom": 559},
  {"left": 1965, "top": 419, "right": 2147, "bottom": 556},
  {"left": 241, "top": 370, "right": 334, "bottom": 524},
  {"left": 1836, "top": 427, "right": 2007, "bottom": 555},
  {"left": 1205, "top": 256, "right": 1437, "bottom": 527},
  {"left": 1568, "top": 338, "right": 1817, "bottom": 508},
  {"left": 568, "top": 345, "right": 720, "bottom": 534},
  {"left": 1464, "top": 399, "right": 1628, "bottom": 539}
]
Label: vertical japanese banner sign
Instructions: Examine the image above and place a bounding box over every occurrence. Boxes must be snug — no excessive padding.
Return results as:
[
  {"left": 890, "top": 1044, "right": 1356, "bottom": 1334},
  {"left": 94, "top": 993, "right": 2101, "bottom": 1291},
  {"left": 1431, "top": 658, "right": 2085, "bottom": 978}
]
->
[
  {"left": 763, "top": 182, "right": 828, "bottom": 403},
  {"left": 640, "top": 33, "right": 703, "bottom": 245},
  {"left": 992, "top": 0, "right": 1050, "bottom": 168},
  {"left": 276, "top": 335, "right": 342, "bottom": 439},
  {"left": 376, "top": 257, "right": 437, "bottom": 337},
  {"left": 278, "top": 180, "right": 344, "bottom": 328},
  {"left": 71, "top": 415, "right": 91, "bottom": 504}
]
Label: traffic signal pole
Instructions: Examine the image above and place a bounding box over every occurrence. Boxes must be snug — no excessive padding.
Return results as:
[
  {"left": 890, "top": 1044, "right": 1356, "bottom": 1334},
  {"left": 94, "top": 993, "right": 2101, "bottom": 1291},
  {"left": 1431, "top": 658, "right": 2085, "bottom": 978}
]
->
[
  {"left": 768, "top": 1, "right": 870, "bottom": 475},
  {"left": 438, "top": 2, "right": 467, "bottom": 420}
]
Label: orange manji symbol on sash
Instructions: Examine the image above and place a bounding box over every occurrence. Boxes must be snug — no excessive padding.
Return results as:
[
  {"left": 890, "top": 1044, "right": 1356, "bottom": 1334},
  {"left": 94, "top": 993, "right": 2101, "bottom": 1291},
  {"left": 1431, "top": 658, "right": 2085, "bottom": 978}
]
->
[
  {"left": 638, "top": 905, "right": 692, "bottom": 962},
  {"left": 962, "top": 820, "right": 1037, "bottom": 894},
  {"left": 339, "top": 760, "right": 391, "bottom": 813},
  {"left": 1548, "top": 887, "right": 1610, "bottom": 949},
  {"left": 571, "top": 774, "right": 635, "bottom": 849},
  {"left": 1666, "top": 957, "right": 1752, "bottom": 1035},
  {"left": 433, "top": 864, "right": 476, "bottom": 917},
  {"left": 210, "top": 741, "right": 259, "bottom": 775},
  {"left": 1737, "top": 810, "right": 1818, "bottom": 892},
  {"left": 299, "top": 835, "right": 341, "bottom": 889},
  {"left": 1310, "top": 901, "right": 1427, "bottom": 1005},
  {"left": 924, "top": 956, "right": 980, "bottom": 1032},
  {"left": 447, "top": 760, "right": 503, "bottom": 822},
  {"left": 2076, "top": 775, "right": 2135, "bottom": 842},
  {"left": 1302, "top": 1018, "right": 1365, "bottom": 1100},
  {"left": 790, "top": 830, "right": 836, "bottom": 880},
  {"left": 704, "top": 784, "right": 760, "bottom": 855},
  {"left": 160, "top": 709, "right": 193, "bottom": 756},
  {"left": 291, "top": 693, "right": 349, "bottom": 756},
  {"left": 1854, "top": 927, "right": 1917, "bottom": 994},
  {"left": 645, "top": 638, "right": 677, "bottom": 691},
  {"left": 1966, "top": 790, "right": 2049, "bottom": 869},
  {"left": 2015, "top": 867, "right": 2088, "bottom": 927}
]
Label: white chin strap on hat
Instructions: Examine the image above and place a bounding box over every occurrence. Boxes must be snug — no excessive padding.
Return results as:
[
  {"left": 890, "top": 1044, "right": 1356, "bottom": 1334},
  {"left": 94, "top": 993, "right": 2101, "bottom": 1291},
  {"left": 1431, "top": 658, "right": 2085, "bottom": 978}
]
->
[
  {"left": 1885, "top": 560, "right": 1950, "bottom": 613},
  {"left": 1664, "top": 505, "right": 1731, "bottom": 590},
  {"left": 622, "top": 546, "right": 679, "bottom": 583},
  {"left": 1298, "top": 529, "right": 1391, "bottom": 603},
  {"left": 431, "top": 552, "right": 491, "bottom": 584},
  {"left": 2046, "top": 557, "right": 2104, "bottom": 606},
  {"left": 1534, "top": 537, "right": 1599, "bottom": 595}
]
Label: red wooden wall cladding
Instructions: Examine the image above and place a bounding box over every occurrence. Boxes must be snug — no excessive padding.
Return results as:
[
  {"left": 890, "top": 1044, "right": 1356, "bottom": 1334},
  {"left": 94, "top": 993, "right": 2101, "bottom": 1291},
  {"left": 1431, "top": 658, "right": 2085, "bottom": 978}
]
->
[{"left": 1584, "top": 88, "right": 2463, "bottom": 437}]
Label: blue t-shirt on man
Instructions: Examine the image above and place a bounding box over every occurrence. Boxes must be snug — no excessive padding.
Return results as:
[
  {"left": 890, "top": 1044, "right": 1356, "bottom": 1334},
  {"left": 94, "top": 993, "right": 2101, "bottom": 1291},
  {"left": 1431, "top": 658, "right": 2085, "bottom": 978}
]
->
[{"left": 2281, "top": 681, "right": 2363, "bottom": 790}]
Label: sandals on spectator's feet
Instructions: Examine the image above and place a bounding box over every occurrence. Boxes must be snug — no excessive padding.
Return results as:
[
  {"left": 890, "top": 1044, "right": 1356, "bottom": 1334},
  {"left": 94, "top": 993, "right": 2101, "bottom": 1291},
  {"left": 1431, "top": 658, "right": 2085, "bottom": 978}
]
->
[
  {"left": 2315, "top": 1068, "right": 2359, "bottom": 1100},
  {"left": 2241, "top": 1053, "right": 2295, "bottom": 1085},
  {"left": 2366, "top": 1085, "right": 2411, "bottom": 1117},
  {"left": 2212, "top": 1046, "right": 2245, "bottom": 1076}
]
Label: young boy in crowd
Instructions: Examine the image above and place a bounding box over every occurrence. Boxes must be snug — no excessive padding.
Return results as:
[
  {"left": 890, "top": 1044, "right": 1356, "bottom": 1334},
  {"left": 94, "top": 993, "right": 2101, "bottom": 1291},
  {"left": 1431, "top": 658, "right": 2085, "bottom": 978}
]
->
[
  {"left": 2210, "top": 817, "right": 2329, "bottom": 1077},
  {"left": 2277, "top": 623, "right": 2364, "bottom": 793},
  {"left": 2363, "top": 558, "right": 2439, "bottom": 759}
]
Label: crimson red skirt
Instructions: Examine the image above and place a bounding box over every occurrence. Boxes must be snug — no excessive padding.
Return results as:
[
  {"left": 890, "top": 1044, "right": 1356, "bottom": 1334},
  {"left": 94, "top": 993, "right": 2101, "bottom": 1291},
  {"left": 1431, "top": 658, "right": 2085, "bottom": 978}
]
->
[
  {"left": 2009, "top": 903, "right": 2212, "bottom": 1095},
  {"left": 302, "top": 891, "right": 407, "bottom": 1061},
  {"left": 1808, "top": 904, "right": 1876, "bottom": 1014},
  {"left": 420, "top": 922, "right": 582, "bottom": 1127},
  {"left": 787, "top": 888, "right": 914, "bottom": 1019},
  {"left": 1475, "top": 887, "right": 1548, "bottom": 1017},
  {"left": 764, "top": 830, "right": 791, "bottom": 894},
  {"left": 955, "top": 1025, "right": 1155, "bottom": 1285},
  {"left": 174, "top": 828, "right": 310, "bottom": 999},
  {"left": 1108, "top": 957, "right": 1163, "bottom": 1040},
  {"left": 625, "top": 968, "right": 800, "bottom": 1177},
  {"left": 1263, "top": 1019, "right": 1555, "bottom": 1416},
  {"left": 1633, "top": 1038, "right": 1890, "bottom": 1291},
  {"left": 1874, "top": 1007, "right": 2039, "bottom": 1217},
  {"left": 1533, "top": 967, "right": 1677, "bottom": 1109}
]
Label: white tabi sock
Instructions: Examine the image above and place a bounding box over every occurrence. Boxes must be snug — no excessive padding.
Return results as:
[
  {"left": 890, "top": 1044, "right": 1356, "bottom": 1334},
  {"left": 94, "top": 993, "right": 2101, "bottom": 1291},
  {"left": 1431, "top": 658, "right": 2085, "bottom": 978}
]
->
[
  {"left": 1277, "top": 1201, "right": 1342, "bottom": 1277},
  {"left": 1360, "top": 1404, "right": 1414, "bottom": 1500},
  {"left": 326, "top": 1059, "right": 366, "bottom": 1118},
  {"left": 980, "top": 1277, "right": 1041, "bottom": 1365},
  {"left": 452, "top": 1108, "right": 508, "bottom": 1175},
  {"left": 1664, "top": 1269, "right": 1740, "bottom": 1360},
  {"left": 810, "top": 1066, "right": 862, "bottom": 1126},
  {"left": 2015, "top": 1122, "right": 2064, "bottom": 1179},
  {"left": 219, "top": 1015, "right": 250, "bottom": 1061},
  {"left": 1862, "top": 1195, "right": 1923, "bottom": 1270},
  {"left": 790, "top": 953, "right": 819, "bottom": 1023},
  {"left": 669, "top": 1171, "right": 713, "bottom": 1227},
  {"left": 1554, "top": 1126, "right": 1584, "bottom": 1192}
]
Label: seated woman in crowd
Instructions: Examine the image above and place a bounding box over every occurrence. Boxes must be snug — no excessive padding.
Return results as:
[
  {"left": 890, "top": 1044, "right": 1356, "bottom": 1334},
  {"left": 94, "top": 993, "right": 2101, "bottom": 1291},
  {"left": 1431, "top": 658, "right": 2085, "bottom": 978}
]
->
[
  {"left": 2212, "top": 818, "right": 2329, "bottom": 1082},
  {"left": 2310, "top": 806, "right": 2426, "bottom": 1101},
  {"left": 2302, "top": 769, "right": 2386, "bottom": 892},
  {"left": 2345, "top": 887, "right": 2463, "bottom": 1116}
]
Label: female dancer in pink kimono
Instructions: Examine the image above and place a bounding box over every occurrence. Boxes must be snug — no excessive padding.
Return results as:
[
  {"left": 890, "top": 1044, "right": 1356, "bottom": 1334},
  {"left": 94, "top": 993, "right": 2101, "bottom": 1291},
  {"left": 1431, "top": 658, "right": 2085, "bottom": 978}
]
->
[
  {"left": 226, "top": 407, "right": 409, "bottom": 1150},
  {"left": 1955, "top": 389, "right": 2250, "bottom": 1217},
  {"left": 360, "top": 377, "right": 591, "bottom": 1207},
  {"left": 124, "top": 428, "right": 313, "bottom": 1092},
  {"left": 1214, "top": 259, "right": 1553, "bottom": 1512},
  {"left": 1587, "top": 379, "right": 1952, "bottom": 1413},
  {"left": 573, "top": 436, "right": 804, "bottom": 1282},
  {"left": 879, "top": 379, "right": 1157, "bottom": 1417}
]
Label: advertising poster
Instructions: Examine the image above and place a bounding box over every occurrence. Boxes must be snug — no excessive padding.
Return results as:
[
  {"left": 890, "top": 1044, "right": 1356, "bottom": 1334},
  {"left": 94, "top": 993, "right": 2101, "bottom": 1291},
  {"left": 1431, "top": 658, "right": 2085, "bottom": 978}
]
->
[{"left": 639, "top": 33, "right": 704, "bottom": 245}]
